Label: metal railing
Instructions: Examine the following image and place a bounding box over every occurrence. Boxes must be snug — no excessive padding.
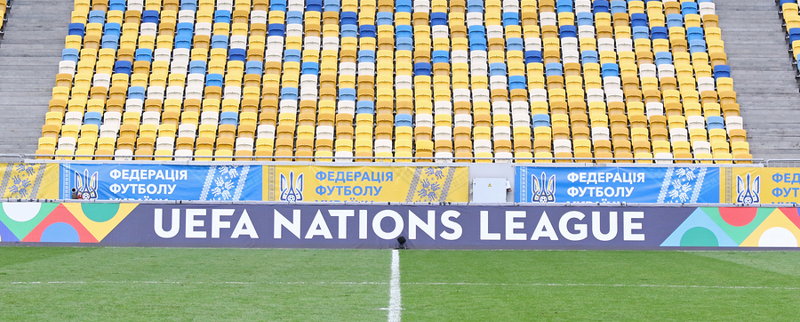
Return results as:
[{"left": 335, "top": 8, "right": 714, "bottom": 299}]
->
[{"left": 13, "top": 152, "right": 767, "bottom": 166}]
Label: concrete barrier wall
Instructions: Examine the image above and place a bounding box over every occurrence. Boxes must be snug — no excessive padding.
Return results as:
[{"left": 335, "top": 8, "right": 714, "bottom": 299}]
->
[{"left": 2, "top": 202, "right": 799, "bottom": 250}]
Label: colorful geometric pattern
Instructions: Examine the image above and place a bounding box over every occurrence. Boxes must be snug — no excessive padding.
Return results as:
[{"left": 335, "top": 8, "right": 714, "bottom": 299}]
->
[
  {"left": 662, "top": 207, "right": 800, "bottom": 248},
  {"left": 0, "top": 202, "right": 798, "bottom": 248},
  {"left": 0, "top": 202, "right": 138, "bottom": 243}
]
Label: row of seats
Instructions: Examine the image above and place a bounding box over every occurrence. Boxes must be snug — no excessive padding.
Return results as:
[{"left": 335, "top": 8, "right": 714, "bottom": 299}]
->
[
  {"left": 36, "top": 0, "right": 752, "bottom": 163},
  {"left": 779, "top": 0, "right": 800, "bottom": 74}
]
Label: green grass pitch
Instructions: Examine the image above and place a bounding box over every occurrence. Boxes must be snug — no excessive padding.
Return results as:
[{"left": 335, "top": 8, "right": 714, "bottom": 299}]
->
[{"left": 1, "top": 247, "right": 798, "bottom": 321}]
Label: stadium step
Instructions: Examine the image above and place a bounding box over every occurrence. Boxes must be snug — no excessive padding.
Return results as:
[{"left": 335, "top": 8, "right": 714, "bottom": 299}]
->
[
  {"left": 0, "top": 0, "right": 70, "bottom": 155},
  {"left": 717, "top": 0, "right": 800, "bottom": 161}
]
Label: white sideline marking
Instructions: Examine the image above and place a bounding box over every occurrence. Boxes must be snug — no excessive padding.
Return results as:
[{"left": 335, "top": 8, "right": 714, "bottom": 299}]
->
[
  {"left": 388, "top": 249, "right": 402, "bottom": 322},
  {"left": 6, "top": 280, "right": 799, "bottom": 291}
]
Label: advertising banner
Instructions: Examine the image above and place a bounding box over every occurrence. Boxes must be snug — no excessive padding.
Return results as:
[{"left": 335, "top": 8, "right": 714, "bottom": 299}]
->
[
  {"left": 2, "top": 202, "right": 798, "bottom": 249},
  {"left": 0, "top": 163, "right": 59, "bottom": 199},
  {"left": 59, "top": 164, "right": 262, "bottom": 201},
  {"left": 515, "top": 166, "right": 719, "bottom": 204},
  {"left": 720, "top": 167, "right": 800, "bottom": 205},
  {"left": 262, "top": 165, "right": 469, "bottom": 203}
]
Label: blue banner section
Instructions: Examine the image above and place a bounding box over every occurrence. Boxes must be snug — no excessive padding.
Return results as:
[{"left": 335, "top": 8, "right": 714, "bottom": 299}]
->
[
  {"left": 515, "top": 167, "right": 720, "bottom": 204},
  {"left": 60, "top": 164, "right": 262, "bottom": 201}
]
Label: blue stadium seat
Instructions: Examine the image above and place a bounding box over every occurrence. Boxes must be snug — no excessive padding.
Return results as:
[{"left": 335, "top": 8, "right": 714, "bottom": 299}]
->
[
  {"left": 601, "top": 63, "right": 620, "bottom": 77},
  {"left": 109, "top": 0, "right": 126, "bottom": 11},
  {"left": 220, "top": 112, "right": 239, "bottom": 125},
  {"left": 687, "top": 27, "right": 705, "bottom": 41},
  {"left": 359, "top": 25, "right": 376, "bottom": 38},
  {"left": 114, "top": 61, "right": 132, "bottom": 74},
  {"left": 376, "top": 12, "right": 393, "bottom": 25},
  {"left": 281, "top": 87, "right": 298, "bottom": 100},
  {"left": 323, "top": 0, "right": 339, "bottom": 11},
  {"left": 396, "top": 25, "right": 412, "bottom": 38},
  {"left": 180, "top": 0, "right": 197, "bottom": 11},
  {"left": 467, "top": 0, "right": 483, "bottom": 13},
  {"left": 339, "top": 88, "right": 356, "bottom": 101},
  {"left": 68, "top": 23, "right": 85, "bottom": 37},
  {"left": 681, "top": 2, "right": 699, "bottom": 15},
  {"left": 88, "top": 10, "right": 106, "bottom": 24},
  {"left": 284, "top": 49, "right": 301, "bottom": 62},
  {"left": 62, "top": 49, "right": 80, "bottom": 62},
  {"left": 341, "top": 11, "right": 357, "bottom": 25},
  {"left": 631, "top": 13, "right": 648, "bottom": 27},
  {"left": 651, "top": 27, "right": 668, "bottom": 40},
  {"left": 245, "top": 61, "right": 263, "bottom": 75},
  {"left": 790, "top": 28, "right": 800, "bottom": 43},
  {"left": 414, "top": 63, "right": 432, "bottom": 76},
  {"left": 545, "top": 63, "right": 563, "bottom": 76},
  {"left": 707, "top": 116, "right": 725, "bottom": 130},
  {"left": 141, "top": 10, "right": 159, "bottom": 23},
  {"left": 270, "top": 0, "right": 287, "bottom": 11},
  {"left": 214, "top": 10, "right": 232, "bottom": 24},
  {"left": 302, "top": 62, "right": 320, "bottom": 75},
  {"left": 582, "top": 51, "right": 599, "bottom": 64},
  {"left": 556, "top": 0, "right": 573, "bottom": 13},
  {"left": 507, "top": 38, "right": 523, "bottom": 51},
  {"left": 84, "top": 112, "right": 102, "bottom": 126},
  {"left": 560, "top": 25, "right": 577, "bottom": 38},
  {"left": 713, "top": 65, "right": 731, "bottom": 78},
  {"left": 128, "top": 87, "right": 146, "bottom": 100},
  {"left": 206, "top": 74, "right": 224, "bottom": 87},
  {"left": 432, "top": 51, "right": 450, "bottom": 63},
  {"left": 135, "top": 49, "right": 153, "bottom": 62},
  {"left": 306, "top": 0, "right": 322, "bottom": 11},
  {"left": 502, "top": 12, "right": 520, "bottom": 26},
  {"left": 592, "top": 0, "right": 609, "bottom": 13},
  {"left": 610, "top": 1, "right": 627, "bottom": 14},
  {"left": 395, "top": 114, "right": 413, "bottom": 127},
  {"left": 268, "top": 24, "right": 286, "bottom": 37},
  {"left": 431, "top": 12, "right": 447, "bottom": 26},
  {"left": 189, "top": 61, "right": 206, "bottom": 74},
  {"left": 577, "top": 12, "right": 594, "bottom": 26},
  {"left": 489, "top": 63, "right": 507, "bottom": 76},
  {"left": 211, "top": 35, "right": 229, "bottom": 49},
  {"left": 525, "top": 51, "right": 543, "bottom": 64},
  {"left": 533, "top": 114, "right": 551, "bottom": 128},
  {"left": 229, "top": 49, "right": 246, "bottom": 61},
  {"left": 666, "top": 14, "right": 683, "bottom": 28},
  {"left": 689, "top": 39, "right": 707, "bottom": 53},
  {"left": 509, "top": 76, "right": 526, "bottom": 89},
  {"left": 356, "top": 101, "right": 375, "bottom": 114},
  {"left": 655, "top": 52, "right": 673, "bottom": 65},
  {"left": 632, "top": 26, "right": 649, "bottom": 39},
  {"left": 341, "top": 25, "right": 358, "bottom": 38}
]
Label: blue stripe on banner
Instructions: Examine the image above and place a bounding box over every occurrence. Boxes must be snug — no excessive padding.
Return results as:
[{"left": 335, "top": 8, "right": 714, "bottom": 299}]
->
[
  {"left": 514, "top": 167, "right": 720, "bottom": 204},
  {"left": 59, "top": 164, "right": 262, "bottom": 201}
]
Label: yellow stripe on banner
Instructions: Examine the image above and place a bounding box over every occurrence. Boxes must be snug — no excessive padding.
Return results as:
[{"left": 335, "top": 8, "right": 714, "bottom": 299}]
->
[
  {"left": 0, "top": 163, "right": 59, "bottom": 200},
  {"left": 37, "top": 164, "right": 60, "bottom": 199},
  {"left": 263, "top": 165, "right": 469, "bottom": 202},
  {"left": 723, "top": 168, "right": 800, "bottom": 204}
]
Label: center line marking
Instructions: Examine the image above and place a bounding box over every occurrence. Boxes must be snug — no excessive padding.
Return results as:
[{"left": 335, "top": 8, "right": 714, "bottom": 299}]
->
[{"left": 388, "top": 249, "right": 402, "bottom": 322}]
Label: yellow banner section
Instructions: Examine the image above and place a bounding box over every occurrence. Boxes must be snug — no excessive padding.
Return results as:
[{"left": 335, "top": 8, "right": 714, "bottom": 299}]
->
[
  {"left": 263, "top": 165, "right": 469, "bottom": 202},
  {"left": 720, "top": 167, "right": 800, "bottom": 204},
  {"left": 0, "top": 163, "right": 59, "bottom": 199}
]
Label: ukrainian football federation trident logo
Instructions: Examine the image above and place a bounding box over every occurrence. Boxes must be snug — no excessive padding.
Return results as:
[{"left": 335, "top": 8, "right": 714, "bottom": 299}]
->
[
  {"left": 75, "top": 169, "right": 99, "bottom": 200},
  {"left": 736, "top": 173, "right": 760, "bottom": 205},
  {"left": 279, "top": 172, "right": 304, "bottom": 202},
  {"left": 531, "top": 172, "right": 556, "bottom": 203}
]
